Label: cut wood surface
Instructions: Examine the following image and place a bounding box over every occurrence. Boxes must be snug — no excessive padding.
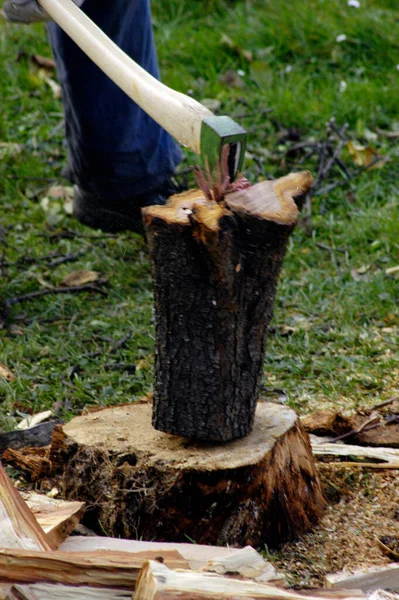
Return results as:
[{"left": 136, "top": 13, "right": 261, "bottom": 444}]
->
[
  {"left": 60, "top": 537, "right": 276, "bottom": 578},
  {"left": 7, "top": 583, "right": 132, "bottom": 599},
  {"left": 311, "top": 437, "right": 399, "bottom": 464},
  {"left": 134, "top": 560, "right": 366, "bottom": 600},
  {"left": 0, "top": 548, "right": 188, "bottom": 588},
  {"left": 0, "top": 462, "right": 52, "bottom": 551},
  {"left": 325, "top": 564, "right": 399, "bottom": 593},
  {"left": 22, "top": 493, "right": 85, "bottom": 548},
  {"left": 143, "top": 171, "right": 313, "bottom": 441},
  {"left": 51, "top": 401, "right": 325, "bottom": 546}
]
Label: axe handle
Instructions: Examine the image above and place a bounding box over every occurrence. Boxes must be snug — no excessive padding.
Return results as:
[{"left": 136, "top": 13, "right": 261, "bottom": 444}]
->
[{"left": 38, "top": 0, "right": 212, "bottom": 154}]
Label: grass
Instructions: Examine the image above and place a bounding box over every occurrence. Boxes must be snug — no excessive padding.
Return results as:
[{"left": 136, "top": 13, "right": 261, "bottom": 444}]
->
[{"left": 1, "top": 0, "right": 399, "bottom": 430}]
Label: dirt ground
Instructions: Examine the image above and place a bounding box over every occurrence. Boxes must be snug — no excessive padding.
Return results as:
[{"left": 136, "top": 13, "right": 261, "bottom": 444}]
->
[{"left": 274, "top": 464, "right": 399, "bottom": 586}]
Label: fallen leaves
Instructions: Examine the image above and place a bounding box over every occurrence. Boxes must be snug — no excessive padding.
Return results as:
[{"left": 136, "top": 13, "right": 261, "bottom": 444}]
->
[
  {"left": 40, "top": 185, "right": 74, "bottom": 223},
  {"left": 61, "top": 270, "right": 103, "bottom": 287},
  {"left": 30, "top": 54, "right": 56, "bottom": 71},
  {"left": 347, "top": 141, "right": 386, "bottom": 170},
  {"left": 0, "top": 363, "right": 15, "bottom": 382}
]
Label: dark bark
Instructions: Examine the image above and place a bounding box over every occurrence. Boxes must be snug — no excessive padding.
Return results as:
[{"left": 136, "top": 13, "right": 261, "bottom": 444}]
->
[
  {"left": 143, "top": 172, "right": 313, "bottom": 441},
  {"left": 0, "top": 421, "right": 62, "bottom": 456}
]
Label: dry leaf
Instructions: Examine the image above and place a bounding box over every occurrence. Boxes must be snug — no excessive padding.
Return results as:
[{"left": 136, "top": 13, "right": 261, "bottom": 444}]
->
[
  {"left": 45, "top": 77, "right": 62, "bottom": 99},
  {"left": 347, "top": 140, "right": 386, "bottom": 170},
  {"left": 30, "top": 54, "right": 56, "bottom": 71},
  {"left": 385, "top": 266, "right": 399, "bottom": 278},
  {"left": 0, "top": 363, "right": 15, "bottom": 382},
  {"left": 47, "top": 185, "right": 74, "bottom": 200},
  {"left": 61, "top": 270, "right": 102, "bottom": 287}
]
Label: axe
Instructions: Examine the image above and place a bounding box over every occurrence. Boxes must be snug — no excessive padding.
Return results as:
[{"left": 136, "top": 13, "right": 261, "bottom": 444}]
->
[{"left": 37, "top": 0, "right": 247, "bottom": 181}]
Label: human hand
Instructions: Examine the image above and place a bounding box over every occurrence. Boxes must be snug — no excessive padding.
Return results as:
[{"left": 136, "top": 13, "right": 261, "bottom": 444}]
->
[{"left": 3, "top": 0, "right": 51, "bottom": 23}]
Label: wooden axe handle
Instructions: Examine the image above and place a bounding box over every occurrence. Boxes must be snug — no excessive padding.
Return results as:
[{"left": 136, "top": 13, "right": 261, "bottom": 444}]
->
[{"left": 38, "top": 0, "right": 212, "bottom": 154}]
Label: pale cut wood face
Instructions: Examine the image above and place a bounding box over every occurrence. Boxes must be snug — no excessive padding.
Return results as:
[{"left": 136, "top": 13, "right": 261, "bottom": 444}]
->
[{"left": 143, "top": 170, "right": 313, "bottom": 229}]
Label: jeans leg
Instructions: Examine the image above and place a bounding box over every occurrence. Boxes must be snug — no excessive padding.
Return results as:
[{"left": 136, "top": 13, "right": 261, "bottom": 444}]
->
[{"left": 47, "top": 0, "right": 181, "bottom": 201}]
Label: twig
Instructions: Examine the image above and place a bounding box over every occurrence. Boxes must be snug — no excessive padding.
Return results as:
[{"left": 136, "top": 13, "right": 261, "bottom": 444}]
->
[
  {"left": 67, "top": 330, "right": 133, "bottom": 378},
  {"left": 315, "top": 243, "right": 347, "bottom": 254},
  {"left": 329, "top": 417, "right": 381, "bottom": 443},
  {"left": 372, "top": 397, "right": 398, "bottom": 410},
  {"left": 5, "top": 284, "right": 107, "bottom": 307}
]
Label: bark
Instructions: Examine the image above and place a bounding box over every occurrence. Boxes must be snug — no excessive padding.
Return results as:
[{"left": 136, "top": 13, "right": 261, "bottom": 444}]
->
[
  {"left": 49, "top": 401, "right": 325, "bottom": 547},
  {"left": 142, "top": 171, "right": 313, "bottom": 441}
]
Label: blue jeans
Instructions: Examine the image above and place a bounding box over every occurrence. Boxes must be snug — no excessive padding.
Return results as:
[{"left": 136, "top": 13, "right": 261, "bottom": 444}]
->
[{"left": 47, "top": 0, "right": 181, "bottom": 201}]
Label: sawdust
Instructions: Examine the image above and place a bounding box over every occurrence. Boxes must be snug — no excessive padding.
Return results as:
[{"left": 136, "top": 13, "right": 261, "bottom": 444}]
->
[{"left": 274, "top": 465, "right": 399, "bottom": 586}]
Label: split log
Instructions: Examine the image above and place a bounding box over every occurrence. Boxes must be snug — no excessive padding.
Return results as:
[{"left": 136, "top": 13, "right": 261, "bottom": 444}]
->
[
  {"left": 134, "top": 560, "right": 366, "bottom": 600},
  {"left": 310, "top": 437, "right": 399, "bottom": 464},
  {"left": 49, "top": 401, "right": 325, "bottom": 546},
  {"left": 0, "top": 548, "right": 188, "bottom": 588},
  {"left": 325, "top": 565, "right": 399, "bottom": 593},
  {"left": 22, "top": 493, "right": 85, "bottom": 548},
  {"left": 61, "top": 538, "right": 280, "bottom": 582},
  {"left": 7, "top": 583, "right": 131, "bottom": 600},
  {"left": 0, "top": 462, "right": 53, "bottom": 551},
  {"left": 142, "top": 171, "right": 313, "bottom": 441}
]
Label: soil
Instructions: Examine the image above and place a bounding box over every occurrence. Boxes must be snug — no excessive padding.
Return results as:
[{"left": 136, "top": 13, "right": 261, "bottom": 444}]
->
[{"left": 274, "top": 464, "right": 399, "bottom": 586}]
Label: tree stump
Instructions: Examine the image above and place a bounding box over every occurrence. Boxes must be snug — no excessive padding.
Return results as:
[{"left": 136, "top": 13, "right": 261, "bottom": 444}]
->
[
  {"left": 50, "top": 401, "right": 325, "bottom": 547},
  {"left": 142, "top": 171, "right": 313, "bottom": 441}
]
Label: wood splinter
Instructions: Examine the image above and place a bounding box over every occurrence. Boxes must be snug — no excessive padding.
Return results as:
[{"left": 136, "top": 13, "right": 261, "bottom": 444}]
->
[{"left": 142, "top": 170, "right": 313, "bottom": 441}]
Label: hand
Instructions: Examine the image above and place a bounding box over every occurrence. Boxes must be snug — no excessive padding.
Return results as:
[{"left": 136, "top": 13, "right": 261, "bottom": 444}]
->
[{"left": 3, "top": 0, "right": 51, "bottom": 23}]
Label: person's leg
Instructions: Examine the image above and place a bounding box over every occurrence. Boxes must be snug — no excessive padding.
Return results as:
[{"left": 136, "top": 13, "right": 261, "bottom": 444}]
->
[{"left": 47, "top": 0, "right": 181, "bottom": 232}]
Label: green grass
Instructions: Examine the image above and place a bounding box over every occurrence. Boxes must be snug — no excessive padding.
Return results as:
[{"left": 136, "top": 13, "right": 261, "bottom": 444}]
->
[{"left": 1, "top": 0, "right": 399, "bottom": 428}]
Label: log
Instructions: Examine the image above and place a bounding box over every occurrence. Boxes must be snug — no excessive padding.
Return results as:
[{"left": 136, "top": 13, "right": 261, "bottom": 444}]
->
[
  {"left": 142, "top": 171, "right": 313, "bottom": 441},
  {"left": 49, "top": 401, "right": 325, "bottom": 546},
  {"left": 0, "top": 548, "right": 188, "bottom": 588},
  {"left": 134, "top": 560, "right": 366, "bottom": 600},
  {"left": 0, "top": 421, "right": 62, "bottom": 456}
]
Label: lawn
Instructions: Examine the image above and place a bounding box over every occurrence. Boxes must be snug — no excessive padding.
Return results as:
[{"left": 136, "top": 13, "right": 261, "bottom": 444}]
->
[{"left": 1, "top": 0, "right": 399, "bottom": 433}]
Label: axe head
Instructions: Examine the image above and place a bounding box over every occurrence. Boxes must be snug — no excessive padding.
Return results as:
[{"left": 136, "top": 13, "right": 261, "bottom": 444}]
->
[{"left": 200, "top": 116, "right": 247, "bottom": 182}]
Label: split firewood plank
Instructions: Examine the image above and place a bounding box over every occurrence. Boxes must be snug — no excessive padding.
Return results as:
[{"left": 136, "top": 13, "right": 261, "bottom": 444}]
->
[
  {"left": 134, "top": 560, "right": 365, "bottom": 600},
  {"left": 0, "top": 462, "right": 53, "bottom": 551},
  {"left": 311, "top": 436, "right": 399, "bottom": 464},
  {"left": 7, "top": 583, "right": 131, "bottom": 600},
  {"left": 325, "top": 564, "right": 399, "bottom": 592},
  {"left": 0, "top": 548, "right": 188, "bottom": 588},
  {"left": 22, "top": 493, "right": 85, "bottom": 548},
  {"left": 61, "top": 538, "right": 279, "bottom": 581}
]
